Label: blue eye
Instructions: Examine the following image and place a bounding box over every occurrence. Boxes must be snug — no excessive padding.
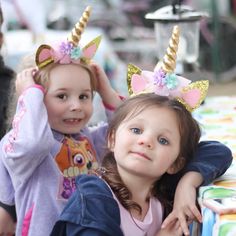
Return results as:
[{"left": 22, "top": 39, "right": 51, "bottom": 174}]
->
[
  {"left": 130, "top": 128, "right": 142, "bottom": 134},
  {"left": 159, "top": 138, "right": 169, "bottom": 145}
]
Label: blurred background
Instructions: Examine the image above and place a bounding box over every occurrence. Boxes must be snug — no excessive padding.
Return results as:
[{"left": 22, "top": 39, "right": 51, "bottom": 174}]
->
[{"left": 1, "top": 0, "right": 236, "bottom": 123}]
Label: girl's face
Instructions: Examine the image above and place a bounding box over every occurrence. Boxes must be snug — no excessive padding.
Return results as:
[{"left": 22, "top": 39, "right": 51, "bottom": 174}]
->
[
  {"left": 44, "top": 64, "right": 93, "bottom": 134},
  {"left": 110, "top": 106, "right": 181, "bottom": 182}
]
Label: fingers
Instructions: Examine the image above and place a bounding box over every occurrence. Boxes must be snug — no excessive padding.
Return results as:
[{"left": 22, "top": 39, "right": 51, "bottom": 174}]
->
[
  {"left": 172, "top": 221, "right": 185, "bottom": 236},
  {"left": 189, "top": 205, "right": 202, "bottom": 223},
  {"left": 161, "top": 212, "right": 176, "bottom": 228},
  {"left": 16, "top": 68, "right": 37, "bottom": 96},
  {"left": 177, "top": 213, "right": 190, "bottom": 236},
  {"left": 162, "top": 210, "right": 191, "bottom": 235},
  {"left": 90, "top": 62, "right": 100, "bottom": 77}
]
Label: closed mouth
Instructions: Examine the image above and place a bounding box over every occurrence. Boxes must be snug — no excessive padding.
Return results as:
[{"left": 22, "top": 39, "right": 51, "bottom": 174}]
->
[{"left": 130, "top": 151, "right": 151, "bottom": 161}]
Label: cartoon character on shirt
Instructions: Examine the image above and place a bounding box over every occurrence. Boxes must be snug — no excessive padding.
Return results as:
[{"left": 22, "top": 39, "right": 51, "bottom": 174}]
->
[{"left": 55, "top": 136, "right": 98, "bottom": 200}]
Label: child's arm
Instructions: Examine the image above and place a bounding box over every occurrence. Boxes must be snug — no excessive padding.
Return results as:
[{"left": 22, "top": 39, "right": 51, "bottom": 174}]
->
[
  {"left": 162, "top": 172, "right": 202, "bottom": 236},
  {"left": 184, "top": 141, "right": 232, "bottom": 185},
  {"left": 90, "top": 62, "right": 123, "bottom": 109},
  {"left": 162, "top": 141, "right": 233, "bottom": 235},
  {"left": 1, "top": 68, "right": 55, "bottom": 184}
]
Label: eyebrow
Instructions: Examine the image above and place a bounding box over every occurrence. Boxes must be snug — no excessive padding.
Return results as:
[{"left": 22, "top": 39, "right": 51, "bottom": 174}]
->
[{"left": 131, "top": 118, "right": 174, "bottom": 134}]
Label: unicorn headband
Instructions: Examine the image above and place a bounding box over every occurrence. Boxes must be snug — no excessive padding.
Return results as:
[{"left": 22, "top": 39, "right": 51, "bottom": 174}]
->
[
  {"left": 35, "top": 6, "right": 101, "bottom": 69},
  {"left": 127, "top": 25, "right": 209, "bottom": 112}
]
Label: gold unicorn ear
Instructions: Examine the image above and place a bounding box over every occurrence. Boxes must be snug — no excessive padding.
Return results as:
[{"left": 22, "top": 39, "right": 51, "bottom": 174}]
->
[
  {"left": 159, "top": 25, "right": 180, "bottom": 73},
  {"left": 127, "top": 64, "right": 142, "bottom": 96},
  {"left": 178, "top": 80, "right": 209, "bottom": 112},
  {"left": 67, "top": 6, "right": 92, "bottom": 46}
]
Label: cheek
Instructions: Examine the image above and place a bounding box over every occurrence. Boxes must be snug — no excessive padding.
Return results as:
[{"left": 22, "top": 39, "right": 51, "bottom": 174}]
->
[
  {"left": 47, "top": 105, "right": 61, "bottom": 117},
  {"left": 85, "top": 102, "right": 93, "bottom": 116}
]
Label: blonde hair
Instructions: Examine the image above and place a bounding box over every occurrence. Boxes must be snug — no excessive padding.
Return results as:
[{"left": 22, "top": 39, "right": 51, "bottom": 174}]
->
[
  {"left": 16, "top": 53, "right": 36, "bottom": 72},
  {"left": 7, "top": 57, "right": 97, "bottom": 129},
  {"left": 35, "top": 63, "right": 97, "bottom": 94}
]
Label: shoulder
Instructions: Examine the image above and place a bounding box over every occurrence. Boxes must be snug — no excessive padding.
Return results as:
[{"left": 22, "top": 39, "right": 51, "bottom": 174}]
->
[
  {"left": 55, "top": 175, "right": 123, "bottom": 235},
  {"left": 60, "top": 175, "right": 119, "bottom": 222},
  {"left": 75, "top": 174, "right": 112, "bottom": 196}
]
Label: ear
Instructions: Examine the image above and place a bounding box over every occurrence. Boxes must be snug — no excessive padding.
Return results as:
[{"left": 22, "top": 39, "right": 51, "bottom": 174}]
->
[
  {"left": 81, "top": 35, "right": 102, "bottom": 63},
  {"left": 179, "top": 80, "right": 209, "bottom": 112},
  {"left": 127, "top": 63, "right": 142, "bottom": 96},
  {"left": 107, "top": 131, "right": 115, "bottom": 151},
  {"left": 167, "top": 156, "right": 185, "bottom": 174},
  {"left": 35, "top": 44, "right": 54, "bottom": 69}
]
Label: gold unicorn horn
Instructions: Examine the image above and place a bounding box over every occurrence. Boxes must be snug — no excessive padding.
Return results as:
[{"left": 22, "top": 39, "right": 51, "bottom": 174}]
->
[
  {"left": 161, "top": 25, "right": 180, "bottom": 73},
  {"left": 67, "top": 6, "right": 92, "bottom": 46}
]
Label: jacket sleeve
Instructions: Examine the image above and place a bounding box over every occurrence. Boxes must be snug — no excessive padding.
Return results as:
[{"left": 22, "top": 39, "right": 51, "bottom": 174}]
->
[
  {"left": 1, "top": 87, "right": 55, "bottom": 186},
  {"left": 50, "top": 222, "right": 114, "bottom": 236},
  {"left": 184, "top": 141, "right": 233, "bottom": 185},
  {"left": 50, "top": 175, "right": 124, "bottom": 236}
]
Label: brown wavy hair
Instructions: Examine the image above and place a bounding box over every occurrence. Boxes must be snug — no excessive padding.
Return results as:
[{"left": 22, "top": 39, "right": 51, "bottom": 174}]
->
[{"left": 100, "top": 93, "right": 201, "bottom": 215}]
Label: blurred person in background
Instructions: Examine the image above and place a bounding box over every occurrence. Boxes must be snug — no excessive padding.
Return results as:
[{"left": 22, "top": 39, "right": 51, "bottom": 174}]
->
[
  {"left": 0, "top": 3, "right": 16, "bottom": 236},
  {"left": 1, "top": 0, "right": 47, "bottom": 43}
]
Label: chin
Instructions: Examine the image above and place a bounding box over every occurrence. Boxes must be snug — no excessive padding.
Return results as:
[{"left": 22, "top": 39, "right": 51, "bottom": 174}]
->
[{"left": 54, "top": 126, "right": 80, "bottom": 135}]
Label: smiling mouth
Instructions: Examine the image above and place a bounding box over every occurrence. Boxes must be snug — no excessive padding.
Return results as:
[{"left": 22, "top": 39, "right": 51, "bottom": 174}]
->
[
  {"left": 130, "top": 151, "right": 151, "bottom": 161},
  {"left": 63, "top": 118, "right": 83, "bottom": 124}
]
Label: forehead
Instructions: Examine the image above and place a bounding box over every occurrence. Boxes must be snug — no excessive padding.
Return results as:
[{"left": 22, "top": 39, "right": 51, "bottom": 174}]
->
[
  {"left": 50, "top": 64, "right": 89, "bottom": 77},
  {"left": 124, "top": 105, "right": 179, "bottom": 124},
  {"left": 48, "top": 64, "right": 91, "bottom": 89},
  {"left": 50, "top": 64, "right": 90, "bottom": 80}
]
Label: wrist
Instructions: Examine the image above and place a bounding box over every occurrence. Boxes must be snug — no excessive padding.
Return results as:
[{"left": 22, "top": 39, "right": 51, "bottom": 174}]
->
[
  {"left": 178, "top": 171, "right": 203, "bottom": 188},
  {"left": 26, "top": 84, "right": 45, "bottom": 94},
  {"left": 101, "top": 87, "right": 124, "bottom": 109}
]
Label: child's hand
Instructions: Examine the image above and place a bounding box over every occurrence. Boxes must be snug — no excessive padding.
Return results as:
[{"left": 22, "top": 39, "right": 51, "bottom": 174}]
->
[
  {"left": 15, "top": 67, "right": 37, "bottom": 96},
  {"left": 90, "top": 62, "right": 111, "bottom": 95},
  {"left": 90, "top": 62, "right": 122, "bottom": 109},
  {"left": 0, "top": 206, "right": 16, "bottom": 235},
  {"left": 156, "top": 220, "right": 183, "bottom": 236},
  {"left": 162, "top": 172, "right": 203, "bottom": 236}
]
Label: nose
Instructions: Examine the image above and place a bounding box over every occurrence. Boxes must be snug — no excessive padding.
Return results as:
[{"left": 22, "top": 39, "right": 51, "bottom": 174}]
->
[
  {"left": 137, "top": 134, "right": 154, "bottom": 149},
  {"left": 70, "top": 99, "right": 82, "bottom": 112}
]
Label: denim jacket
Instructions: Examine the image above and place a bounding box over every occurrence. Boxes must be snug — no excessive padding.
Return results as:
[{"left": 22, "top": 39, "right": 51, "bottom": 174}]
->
[
  {"left": 51, "top": 141, "right": 232, "bottom": 236},
  {"left": 50, "top": 175, "right": 123, "bottom": 236}
]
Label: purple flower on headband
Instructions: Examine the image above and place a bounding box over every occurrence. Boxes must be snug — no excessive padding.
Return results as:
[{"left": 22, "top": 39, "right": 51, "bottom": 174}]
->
[
  {"left": 165, "top": 73, "right": 178, "bottom": 89},
  {"left": 59, "top": 41, "right": 73, "bottom": 55},
  {"left": 153, "top": 69, "right": 166, "bottom": 87},
  {"left": 70, "top": 46, "right": 82, "bottom": 59}
]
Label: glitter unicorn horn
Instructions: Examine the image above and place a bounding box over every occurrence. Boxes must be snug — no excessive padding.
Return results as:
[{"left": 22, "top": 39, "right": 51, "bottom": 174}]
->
[
  {"left": 67, "top": 6, "right": 92, "bottom": 46},
  {"left": 161, "top": 25, "right": 180, "bottom": 74}
]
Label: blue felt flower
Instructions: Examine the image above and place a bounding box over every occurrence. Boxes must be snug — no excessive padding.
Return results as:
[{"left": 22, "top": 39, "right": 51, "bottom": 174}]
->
[
  {"left": 70, "top": 46, "right": 82, "bottom": 59},
  {"left": 165, "top": 73, "right": 178, "bottom": 89}
]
